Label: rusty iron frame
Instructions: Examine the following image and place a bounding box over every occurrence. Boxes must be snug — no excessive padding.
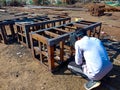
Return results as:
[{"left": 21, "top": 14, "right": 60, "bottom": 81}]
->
[
  {"left": 0, "top": 15, "right": 51, "bottom": 44},
  {"left": 0, "top": 20, "right": 15, "bottom": 44},
  {"left": 15, "top": 17, "right": 71, "bottom": 48},
  {"left": 29, "top": 20, "right": 102, "bottom": 72}
]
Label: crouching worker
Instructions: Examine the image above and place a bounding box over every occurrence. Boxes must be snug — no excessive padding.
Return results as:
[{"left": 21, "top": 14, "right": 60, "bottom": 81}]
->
[{"left": 68, "top": 30, "right": 113, "bottom": 90}]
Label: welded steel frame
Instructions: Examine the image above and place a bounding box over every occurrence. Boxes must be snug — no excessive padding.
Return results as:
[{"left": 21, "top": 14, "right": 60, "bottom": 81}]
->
[
  {"left": 30, "top": 20, "right": 102, "bottom": 72},
  {"left": 30, "top": 28, "right": 70, "bottom": 72},
  {"left": 15, "top": 17, "right": 71, "bottom": 48},
  {"left": 0, "top": 15, "right": 51, "bottom": 44}
]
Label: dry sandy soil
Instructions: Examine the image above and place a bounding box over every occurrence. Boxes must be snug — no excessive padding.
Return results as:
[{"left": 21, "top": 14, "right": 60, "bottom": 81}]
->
[{"left": 0, "top": 5, "right": 120, "bottom": 90}]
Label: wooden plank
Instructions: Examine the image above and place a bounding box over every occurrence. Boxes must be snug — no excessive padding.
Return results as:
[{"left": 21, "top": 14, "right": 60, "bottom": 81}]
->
[
  {"left": 65, "top": 26, "right": 76, "bottom": 29},
  {"left": 23, "top": 26, "right": 31, "bottom": 48},
  {"left": 23, "top": 26, "right": 28, "bottom": 47},
  {"left": 16, "top": 26, "right": 21, "bottom": 42},
  {"left": 42, "top": 51, "right": 48, "bottom": 57},
  {"left": 78, "top": 21, "right": 93, "bottom": 25},
  {"left": 34, "top": 47, "right": 40, "bottom": 53},
  {"left": 60, "top": 41, "right": 64, "bottom": 62},
  {"left": 47, "top": 46, "right": 55, "bottom": 71},
  {"left": 9, "top": 24, "right": 15, "bottom": 39},
  {"left": 73, "top": 23, "right": 88, "bottom": 28},
  {"left": 38, "top": 42, "right": 43, "bottom": 63},
  {"left": 54, "top": 49, "right": 60, "bottom": 55},
  {"left": 33, "top": 47, "right": 47, "bottom": 57},
  {"left": 48, "top": 34, "right": 69, "bottom": 46},
  {"left": 96, "top": 25, "right": 101, "bottom": 38},
  {"left": 54, "top": 28, "right": 70, "bottom": 33},
  {"left": 44, "top": 30, "right": 59, "bottom": 38},
  {"left": 79, "top": 20, "right": 95, "bottom": 24},
  {"left": 18, "top": 32, "right": 25, "bottom": 37},
  {"left": 30, "top": 33, "right": 36, "bottom": 59},
  {"left": 64, "top": 45, "right": 71, "bottom": 50},
  {"left": 31, "top": 33, "right": 48, "bottom": 44},
  {"left": 0, "top": 26, "right": 7, "bottom": 44}
]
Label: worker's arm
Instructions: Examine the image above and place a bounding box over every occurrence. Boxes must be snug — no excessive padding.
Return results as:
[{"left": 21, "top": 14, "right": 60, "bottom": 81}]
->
[{"left": 75, "top": 42, "right": 83, "bottom": 65}]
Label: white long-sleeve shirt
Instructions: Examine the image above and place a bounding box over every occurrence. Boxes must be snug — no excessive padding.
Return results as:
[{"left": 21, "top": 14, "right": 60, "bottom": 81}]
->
[{"left": 75, "top": 36, "right": 113, "bottom": 80}]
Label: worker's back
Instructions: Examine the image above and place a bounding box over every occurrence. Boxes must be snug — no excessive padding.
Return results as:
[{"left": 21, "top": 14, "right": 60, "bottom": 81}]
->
[{"left": 75, "top": 36, "right": 113, "bottom": 80}]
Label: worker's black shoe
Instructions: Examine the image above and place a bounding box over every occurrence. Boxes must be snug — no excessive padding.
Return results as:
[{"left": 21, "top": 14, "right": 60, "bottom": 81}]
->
[{"left": 84, "top": 80, "right": 101, "bottom": 90}]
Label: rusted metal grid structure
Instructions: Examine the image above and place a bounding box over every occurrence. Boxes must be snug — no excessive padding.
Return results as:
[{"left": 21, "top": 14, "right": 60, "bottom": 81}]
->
[
  {"left": 0, "top": 20, "right": 16, "bottom": 44},
  {"left": 30, "top": 20, "right": 102, "bottom": 72},
  {"left": 0, "top": 15, "right": 50, "bottom": 44},
  {"left": 15, "top": 17, "right": 71, "bottom": 48}
]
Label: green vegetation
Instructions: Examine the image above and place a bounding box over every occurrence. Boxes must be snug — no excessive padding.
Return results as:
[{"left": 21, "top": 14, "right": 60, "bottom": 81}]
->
[
  {"left": 0, "top": 0, "right": 26, "bottom": 6},
  {"left": 105, "top": 1, "right": 120, "bottom": 6}
]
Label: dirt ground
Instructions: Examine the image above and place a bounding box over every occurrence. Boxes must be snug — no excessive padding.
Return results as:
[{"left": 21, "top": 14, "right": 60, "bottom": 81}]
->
[{"left": 0, "top": 5, "right": 120, "bottom": 90}]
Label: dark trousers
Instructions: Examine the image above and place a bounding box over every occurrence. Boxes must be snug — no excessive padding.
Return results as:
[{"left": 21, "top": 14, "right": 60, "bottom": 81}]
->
[
  {"left": 68, "top": 61, "right": 89, "bottom": 80},
  {"left": 68, "top": 61, "right": 110, "bottom": 81}
]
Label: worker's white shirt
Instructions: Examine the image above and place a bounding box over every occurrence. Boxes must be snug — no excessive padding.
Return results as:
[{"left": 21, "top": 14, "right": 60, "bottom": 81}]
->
[{"left": 75, "top": 36, "right": 113, "bottom": 80}]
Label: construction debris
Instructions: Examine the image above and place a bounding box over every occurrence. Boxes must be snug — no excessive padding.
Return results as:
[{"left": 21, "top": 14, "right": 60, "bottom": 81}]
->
[
  {"left": 89, "top": 3, "right": 105, "bottom": 16},
  {"left": 105, "top": 5, "right": 120, "bottom": 12},
  {"left": 14, "top": 12, "right": 29, "bottom": 16},
  {"left": 0, "top": 9, "right": 6, "bottom": 12}
]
